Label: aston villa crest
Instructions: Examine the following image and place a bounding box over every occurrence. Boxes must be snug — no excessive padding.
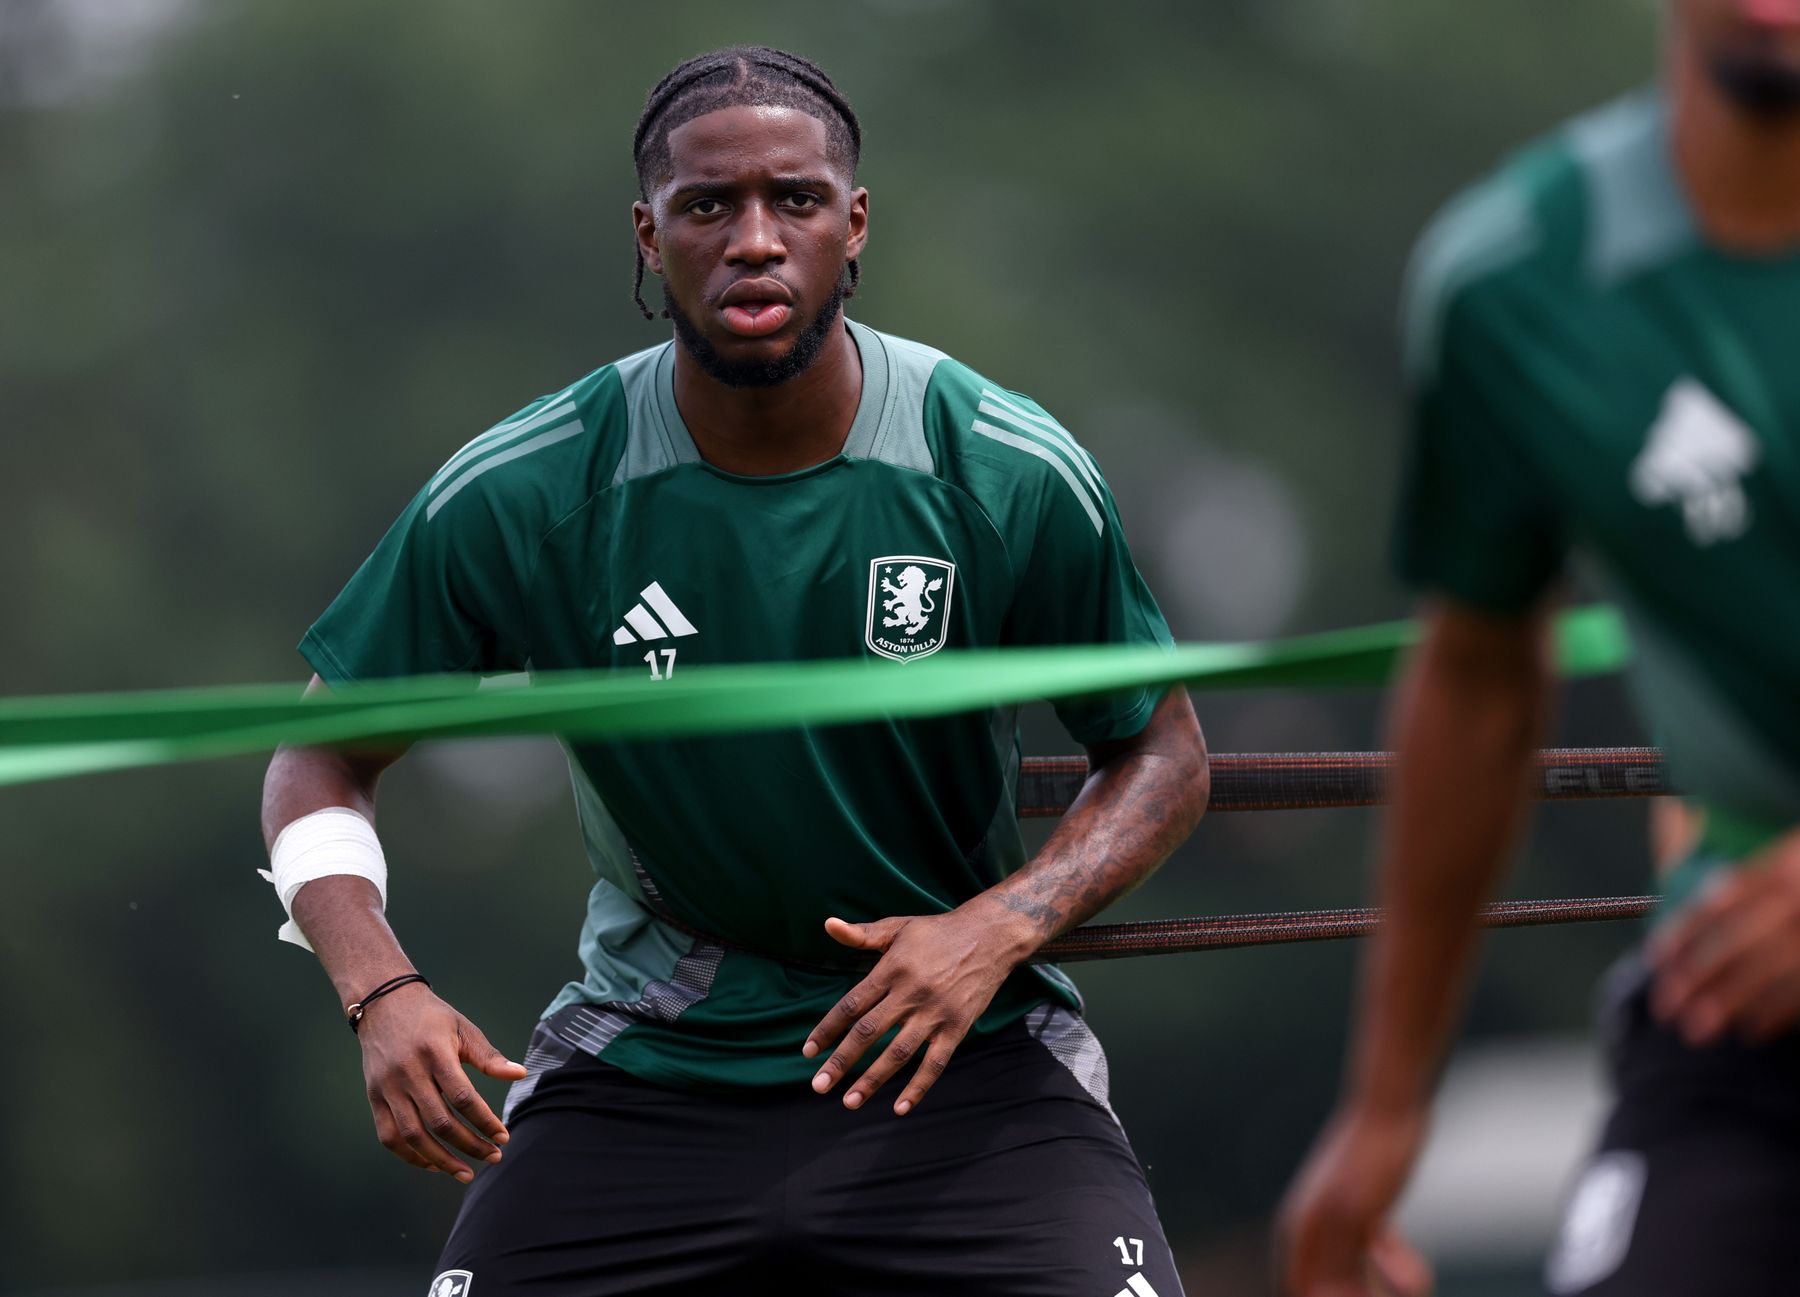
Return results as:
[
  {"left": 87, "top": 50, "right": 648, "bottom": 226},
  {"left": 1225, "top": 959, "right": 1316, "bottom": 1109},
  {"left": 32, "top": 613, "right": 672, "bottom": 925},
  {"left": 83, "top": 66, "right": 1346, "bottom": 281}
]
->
[{"left": 866, "top": 556, "right": 956, "bottom": 662}]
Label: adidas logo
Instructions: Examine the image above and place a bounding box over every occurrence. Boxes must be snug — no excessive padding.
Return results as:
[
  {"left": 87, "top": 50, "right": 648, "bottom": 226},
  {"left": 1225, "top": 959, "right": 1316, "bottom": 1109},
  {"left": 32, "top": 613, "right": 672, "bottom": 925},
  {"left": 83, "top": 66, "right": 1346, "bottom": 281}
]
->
[
  {"left": 1630, "top": 378, "right": 1761, "bottom": 545},
  {"left": 611, "top": 581, "right": 699, "bottom": 646}
]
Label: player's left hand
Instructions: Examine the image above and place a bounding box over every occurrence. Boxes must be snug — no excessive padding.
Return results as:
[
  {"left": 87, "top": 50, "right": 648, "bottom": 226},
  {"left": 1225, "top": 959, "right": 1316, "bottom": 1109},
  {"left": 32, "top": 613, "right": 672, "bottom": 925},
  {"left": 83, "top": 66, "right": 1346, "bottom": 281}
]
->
[
  {"left": 1651, "top": 831, "right": 1800, "bottom": 1045},
  {"left": 803, "top": 897, "right": 1035, "bottom": 1115}
]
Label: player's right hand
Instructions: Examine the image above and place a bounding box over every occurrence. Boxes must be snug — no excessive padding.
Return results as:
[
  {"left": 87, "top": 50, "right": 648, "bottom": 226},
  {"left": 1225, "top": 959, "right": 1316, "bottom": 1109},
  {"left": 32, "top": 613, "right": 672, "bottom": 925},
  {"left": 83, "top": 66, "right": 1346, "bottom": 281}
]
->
[
  {"left": 1649, "top": 827, "right": 1800, "bottom": 1044},
  {"left": 1275, "top": 1104, "right": 1434, "bottom": 1297},
  {"left": 355, "top": 984, "right": 529, "bottom": 1182}
]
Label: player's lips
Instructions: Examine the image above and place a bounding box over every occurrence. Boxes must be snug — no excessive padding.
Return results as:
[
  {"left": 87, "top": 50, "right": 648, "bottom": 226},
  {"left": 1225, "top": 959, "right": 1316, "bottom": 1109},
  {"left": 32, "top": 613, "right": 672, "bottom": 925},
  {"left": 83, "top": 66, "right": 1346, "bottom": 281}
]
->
[
  {"left": 1741, "top": 0, "right": 1800, "bottom": 27},
  {"left": 717, "top": 279, "right": 795, "bottom": 338},
  {"left": 720, "top": 302, "right": 793, "bottom": 337}
]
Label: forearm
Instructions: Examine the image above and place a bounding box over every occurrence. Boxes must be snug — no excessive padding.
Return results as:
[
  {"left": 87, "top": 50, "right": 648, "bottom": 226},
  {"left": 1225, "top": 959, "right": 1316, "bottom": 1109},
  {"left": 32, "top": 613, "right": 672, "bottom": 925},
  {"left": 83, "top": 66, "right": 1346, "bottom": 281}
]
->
[
  {"left": 265, "top": 743, "right": 414, "bottom": 1006},
  {"left": 983, "top": 689, "right": 1209, "bottom": 952},
  {"left": 1345, "top": 603, "right": 1552, "bottom": 1116},
  {"left": 261, "top": 679, "right": 415, "bottom": 1006},
  {"left": 284, "top": 876, "right": 416, "bottom": 1009}
]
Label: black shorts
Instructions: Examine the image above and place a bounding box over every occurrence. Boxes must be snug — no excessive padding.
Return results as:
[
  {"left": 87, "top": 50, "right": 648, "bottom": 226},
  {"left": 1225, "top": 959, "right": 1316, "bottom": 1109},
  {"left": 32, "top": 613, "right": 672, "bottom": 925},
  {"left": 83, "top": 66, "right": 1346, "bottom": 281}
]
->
[
  {"left": 1542, "top": 955, "right": 1800, "bottom": 1296},
  {"left": 429, "top": 1007, "right": 1183, "bottom": 1297}
]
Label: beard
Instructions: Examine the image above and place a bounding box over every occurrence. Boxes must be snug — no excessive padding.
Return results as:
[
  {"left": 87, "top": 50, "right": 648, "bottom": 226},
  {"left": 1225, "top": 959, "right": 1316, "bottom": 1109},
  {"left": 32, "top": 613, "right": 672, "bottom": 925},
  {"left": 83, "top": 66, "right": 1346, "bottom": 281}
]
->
[
  {"left": 665, "top": 275, "right": 848, "bottom": 389},
  {"left": 1711, "top": 48, "right": 1800, "bottom": 118}
]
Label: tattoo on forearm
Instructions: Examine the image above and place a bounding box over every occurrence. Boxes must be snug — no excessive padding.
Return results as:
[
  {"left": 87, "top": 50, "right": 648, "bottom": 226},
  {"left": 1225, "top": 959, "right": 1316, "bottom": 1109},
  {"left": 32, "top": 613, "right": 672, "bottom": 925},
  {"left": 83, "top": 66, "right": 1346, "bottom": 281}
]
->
[
  {"left": 995, "top": 890, "right": 1064, "bottom": 929},
  {"left": 995, "top": 741, "right": 1204, "bottom": 940}
]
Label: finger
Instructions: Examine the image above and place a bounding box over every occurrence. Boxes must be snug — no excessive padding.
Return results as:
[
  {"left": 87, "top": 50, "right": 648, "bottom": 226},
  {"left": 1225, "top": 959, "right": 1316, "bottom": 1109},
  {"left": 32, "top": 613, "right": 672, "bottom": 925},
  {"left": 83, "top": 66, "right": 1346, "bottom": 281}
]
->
[
  {"left": 1736, "top": 970, "right": 1800, "bottom": 1042},
  {"left": 427, "top": 1058, "right": 506, "bottom": 1162},
  {"left": 811, "top": 1001, "right": 901, "bottom": 1095},
  {"left": 456, "top": 1017, "right": 526, "bottom": 1147},
  {"left": 438, "top": 1059, "right": 512, "bottom": 1148},
  {"left": 1681, "top": 933, "right": 1800, "bottom": 1043},
  {"left": 840, "top": 1028, "right": 929, "bottom": 1110},
  {"left": 1649, "top": 873, "right": 1756, "bottom": 975},
  {"left": 803, "top": 976, "right": 888, "bottom": 1062},
  {"left": 1671, "top": 955, "right": 1773, "bottom": 1046},
  {"left": 389, "top": 1089, "right": 475, "bottom": 1182},
  {"left": 1369, "top": 1226, "right": 1433, "bottom": 1297},
  {"left": 1654, "top": 906, "right": 1787, "bottom": 1032},
  {"left": 891, "top": 1029, "right": 966, "bottom": 1116},
  {"left": 370, "top": 1095, "right": 438, "bottom": 1173},
  {"left": 459, "top": 1017, "right": 528, "bottom": 1084},
  {"left": 822, "top": 915, "right": 906, "bottom": 952},
  {"left": 1651, "top": 897, "right": 1774, "bottom": 1019}
]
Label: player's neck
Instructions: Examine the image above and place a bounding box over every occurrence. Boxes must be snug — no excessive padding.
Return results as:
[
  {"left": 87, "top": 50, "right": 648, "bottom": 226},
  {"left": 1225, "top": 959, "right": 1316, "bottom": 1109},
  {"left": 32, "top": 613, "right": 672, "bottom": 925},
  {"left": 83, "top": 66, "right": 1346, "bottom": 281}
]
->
[
  {"left": 1671, "top": 49, "right": 1800, "bottom": 253},
  {"left": 672, "top": 317, "right": 863, "bottom": 476}
]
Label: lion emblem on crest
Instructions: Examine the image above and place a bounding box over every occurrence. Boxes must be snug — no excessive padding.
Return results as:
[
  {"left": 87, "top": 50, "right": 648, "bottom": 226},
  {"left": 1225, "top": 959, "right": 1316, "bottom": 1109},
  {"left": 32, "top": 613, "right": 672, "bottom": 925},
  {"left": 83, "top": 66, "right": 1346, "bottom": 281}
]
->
[
  {"left": 866, "top": 556, "right": 956, "bottom": 661},
  {"left": 881, "top": 565, "right": 944, "bottom": 635}
]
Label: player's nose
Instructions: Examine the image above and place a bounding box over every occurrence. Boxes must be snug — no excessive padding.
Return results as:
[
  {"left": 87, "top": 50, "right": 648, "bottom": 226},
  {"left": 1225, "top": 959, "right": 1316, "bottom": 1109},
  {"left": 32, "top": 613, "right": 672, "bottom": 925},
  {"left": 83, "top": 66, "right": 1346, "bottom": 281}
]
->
[{"left": 724, "top": 200, "right": 786, "bottom": 266}]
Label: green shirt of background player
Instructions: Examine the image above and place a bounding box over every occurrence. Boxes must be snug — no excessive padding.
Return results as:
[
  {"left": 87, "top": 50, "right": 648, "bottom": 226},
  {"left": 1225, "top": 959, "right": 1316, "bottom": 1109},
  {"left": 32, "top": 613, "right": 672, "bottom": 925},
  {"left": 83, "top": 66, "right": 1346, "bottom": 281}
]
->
[
  {"left": 1278, "top": 2, "right": 1800, "bottom": 1294},
  {"left": 261, "top": 40, "right": 1205, "bottom": 1241}
]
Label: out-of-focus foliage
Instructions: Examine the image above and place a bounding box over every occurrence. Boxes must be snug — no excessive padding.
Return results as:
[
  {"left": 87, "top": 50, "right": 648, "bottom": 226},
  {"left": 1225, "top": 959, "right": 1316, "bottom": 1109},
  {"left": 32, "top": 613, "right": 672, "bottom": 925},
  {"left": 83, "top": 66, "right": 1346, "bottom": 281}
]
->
[{"left": 1, "top": 1, "right": 1656, "bottom": 1291}]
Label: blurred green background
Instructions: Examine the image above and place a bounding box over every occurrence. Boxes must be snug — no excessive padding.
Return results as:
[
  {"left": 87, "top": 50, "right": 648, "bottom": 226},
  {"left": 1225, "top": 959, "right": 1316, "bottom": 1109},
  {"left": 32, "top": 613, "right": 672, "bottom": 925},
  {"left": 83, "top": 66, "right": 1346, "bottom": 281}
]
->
[{"left": 1, "top": 1, "right": 1663, "bottom": 1293}]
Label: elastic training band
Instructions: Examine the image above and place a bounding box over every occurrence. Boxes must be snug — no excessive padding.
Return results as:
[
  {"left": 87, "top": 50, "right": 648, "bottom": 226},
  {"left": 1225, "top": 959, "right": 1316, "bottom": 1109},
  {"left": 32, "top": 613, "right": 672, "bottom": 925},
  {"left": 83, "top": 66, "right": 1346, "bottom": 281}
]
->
[{"left": 0, "top": 606, "right": 1630, "bottom": 789}]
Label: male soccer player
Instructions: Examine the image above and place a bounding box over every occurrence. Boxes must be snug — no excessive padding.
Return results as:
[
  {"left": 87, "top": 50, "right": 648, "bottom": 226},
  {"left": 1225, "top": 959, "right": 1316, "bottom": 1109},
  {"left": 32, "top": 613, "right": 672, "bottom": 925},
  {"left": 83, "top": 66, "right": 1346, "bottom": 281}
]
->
[
  {"left": 261, "top": 47, "right": 1206, "bottom": 1297},
  {"left": 1277, "top": 2, "right": 1800, "bottom": 1294}
]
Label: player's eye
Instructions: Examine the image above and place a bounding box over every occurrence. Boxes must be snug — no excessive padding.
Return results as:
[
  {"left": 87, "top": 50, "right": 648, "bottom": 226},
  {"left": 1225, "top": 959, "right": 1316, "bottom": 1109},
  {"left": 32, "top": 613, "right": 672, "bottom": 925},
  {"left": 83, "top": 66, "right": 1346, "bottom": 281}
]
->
[
  {"left": 686, "top": 198, "right": 726, "bottom": 216},
  {"left": 782, "top": 192, "right": 823, "bottom": 211}
]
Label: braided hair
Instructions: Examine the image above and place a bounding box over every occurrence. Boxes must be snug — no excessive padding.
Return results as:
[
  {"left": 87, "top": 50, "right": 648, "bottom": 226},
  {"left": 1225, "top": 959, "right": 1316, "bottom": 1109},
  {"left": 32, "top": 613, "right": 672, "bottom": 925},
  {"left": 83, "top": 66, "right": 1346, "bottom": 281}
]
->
[{"left": 631, "top": 46, "right": 863, "bottom": 320}]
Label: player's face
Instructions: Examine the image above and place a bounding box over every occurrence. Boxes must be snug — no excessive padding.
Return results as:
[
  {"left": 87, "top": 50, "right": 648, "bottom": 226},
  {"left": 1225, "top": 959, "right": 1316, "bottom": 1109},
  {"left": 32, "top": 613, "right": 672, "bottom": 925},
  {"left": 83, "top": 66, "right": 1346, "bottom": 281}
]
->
[
  {"left": 636, "top": 105, "right": 868, "bottom": 386},
  {"left": 1676, "top": 0, "right": 1800, "bottom": 114}
]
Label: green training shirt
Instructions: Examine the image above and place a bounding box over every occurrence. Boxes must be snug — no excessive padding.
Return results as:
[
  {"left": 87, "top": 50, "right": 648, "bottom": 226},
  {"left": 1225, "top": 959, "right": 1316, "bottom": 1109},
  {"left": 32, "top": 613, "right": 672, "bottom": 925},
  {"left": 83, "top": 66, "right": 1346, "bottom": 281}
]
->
[
  {"left": 302, "top": 319, "right": 1173, "bottom": 1089},
  {"left": 1394, "top": 92, "right": 1800, "bottom": 888}
]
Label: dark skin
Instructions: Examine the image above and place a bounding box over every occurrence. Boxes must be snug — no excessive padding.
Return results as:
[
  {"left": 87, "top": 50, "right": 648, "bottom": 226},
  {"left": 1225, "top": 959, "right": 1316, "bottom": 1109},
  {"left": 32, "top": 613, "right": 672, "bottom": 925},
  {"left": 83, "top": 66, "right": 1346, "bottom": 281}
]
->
[
  {"left": 264, "top": 101, "right": 1209, "bottom": 1178},
  {"left": 1279, "top": 9, "right": 1800, "bottom": 1292},
  {"left": 634, "top": 105, "right": 869, "bottom": 475}
]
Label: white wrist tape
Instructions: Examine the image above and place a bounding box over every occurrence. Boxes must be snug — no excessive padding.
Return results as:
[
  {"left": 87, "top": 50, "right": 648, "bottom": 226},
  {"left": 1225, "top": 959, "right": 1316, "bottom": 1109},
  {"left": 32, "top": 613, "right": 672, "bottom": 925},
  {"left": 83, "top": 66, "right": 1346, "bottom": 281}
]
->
[{"left": 257, "top": 807, "right": 388, "bottom": 952}]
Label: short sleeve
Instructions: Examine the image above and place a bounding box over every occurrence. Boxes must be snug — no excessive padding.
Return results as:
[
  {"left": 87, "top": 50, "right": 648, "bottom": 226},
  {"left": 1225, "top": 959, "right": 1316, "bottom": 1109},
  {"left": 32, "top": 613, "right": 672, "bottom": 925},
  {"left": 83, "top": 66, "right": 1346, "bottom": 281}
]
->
[
  {"left": 1391, "top": 282, "right": 1569, "bottom": 615},
  {"left": 300, "top": 476, "right": 531, "bottom": 685},
  {"left": 1004, "top": 443, "right": 1175, "bottom": 746}
]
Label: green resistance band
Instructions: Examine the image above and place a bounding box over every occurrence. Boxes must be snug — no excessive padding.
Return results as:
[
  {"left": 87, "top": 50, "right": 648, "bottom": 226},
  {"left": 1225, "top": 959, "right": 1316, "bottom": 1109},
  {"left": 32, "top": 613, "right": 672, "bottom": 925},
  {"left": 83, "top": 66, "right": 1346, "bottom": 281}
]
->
[{"left": 0, "top": 605, "right": 1629, "bottom": 789}]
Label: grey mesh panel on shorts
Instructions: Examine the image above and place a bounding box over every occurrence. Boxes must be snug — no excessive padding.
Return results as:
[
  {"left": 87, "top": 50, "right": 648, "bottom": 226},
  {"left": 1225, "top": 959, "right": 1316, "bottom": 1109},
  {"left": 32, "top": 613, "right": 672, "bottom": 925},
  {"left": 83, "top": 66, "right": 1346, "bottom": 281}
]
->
[
  {"left": 1025, "top": 1003, "right": 1113, "bottom": 1114},
  {"left": 544, "top": 941, "right": 727, "bottom": 1061},
  {"left": 502, "top": 1024, "right": 577, "bottom": 1123}
]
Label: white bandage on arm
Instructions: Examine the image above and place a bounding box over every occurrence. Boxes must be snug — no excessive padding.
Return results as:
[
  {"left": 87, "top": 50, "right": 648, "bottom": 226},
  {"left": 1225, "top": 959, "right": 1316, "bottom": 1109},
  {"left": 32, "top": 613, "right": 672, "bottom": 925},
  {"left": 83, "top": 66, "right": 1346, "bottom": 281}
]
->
[{"left": 257, "top": 807, "right": 388, "bottom": 952}]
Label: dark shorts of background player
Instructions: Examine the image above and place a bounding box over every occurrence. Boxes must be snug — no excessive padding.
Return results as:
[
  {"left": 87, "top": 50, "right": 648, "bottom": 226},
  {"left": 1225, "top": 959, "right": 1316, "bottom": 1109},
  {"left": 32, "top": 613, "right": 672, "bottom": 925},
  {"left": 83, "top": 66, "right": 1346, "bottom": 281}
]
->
[
  {"left": 1543, "top": 953, "right": 1800, "bottom": 1296},
  {"left": 430, "top": 1009, "right": 1183, "bottom": 1297}
]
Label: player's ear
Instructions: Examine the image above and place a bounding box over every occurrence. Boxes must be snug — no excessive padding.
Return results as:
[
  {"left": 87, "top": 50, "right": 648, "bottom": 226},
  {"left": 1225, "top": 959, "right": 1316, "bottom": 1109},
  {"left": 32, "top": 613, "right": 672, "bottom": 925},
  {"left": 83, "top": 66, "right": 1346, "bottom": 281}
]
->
[
  {"left": 633, "top": 200, "right": 663, "bottom": 275},
  {"left": 846, "top": 187, "right": 869, "bottom": 263}
]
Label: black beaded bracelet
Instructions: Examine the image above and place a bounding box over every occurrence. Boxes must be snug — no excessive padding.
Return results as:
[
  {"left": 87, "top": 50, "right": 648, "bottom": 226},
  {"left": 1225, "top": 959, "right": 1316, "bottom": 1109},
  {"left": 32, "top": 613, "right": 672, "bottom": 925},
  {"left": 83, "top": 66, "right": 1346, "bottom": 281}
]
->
[{"left": 346, "top": 972, "right": 430, "bottom": 1034}]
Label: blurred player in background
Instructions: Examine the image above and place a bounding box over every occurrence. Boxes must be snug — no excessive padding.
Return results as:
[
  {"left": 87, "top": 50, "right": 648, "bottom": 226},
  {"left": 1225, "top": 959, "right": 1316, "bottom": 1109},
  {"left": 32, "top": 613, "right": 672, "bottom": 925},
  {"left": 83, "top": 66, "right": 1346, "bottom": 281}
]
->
[
  {"left": 261, "top": 45, "right": 1206, "bottom": 1297},
  {"left": 1279, "top": 1, "right": 1800, "bottom": 1293}
]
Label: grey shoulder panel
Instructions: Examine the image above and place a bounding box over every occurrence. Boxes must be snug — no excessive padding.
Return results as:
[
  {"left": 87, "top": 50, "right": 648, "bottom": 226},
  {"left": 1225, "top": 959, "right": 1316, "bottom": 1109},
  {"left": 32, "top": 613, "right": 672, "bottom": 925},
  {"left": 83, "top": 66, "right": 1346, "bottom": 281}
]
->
[
  {"left": 610, "top": 340, "right": 699, "bottom": 486},
  {"left": 1567, "top": 94, "right": 1695, "bottom": 287},
  {"left": 846, "top": 320, "right": 939, "bottom": 475},
  {"left": 1400, "top": 171, "right": 1540, "bottom": 384}
]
